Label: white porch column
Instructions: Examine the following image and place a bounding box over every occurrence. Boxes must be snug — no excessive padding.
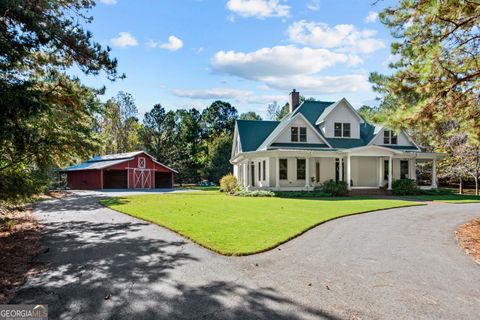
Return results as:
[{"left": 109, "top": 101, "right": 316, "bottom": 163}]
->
[
  {"left": 378, "top": 157, "right": 383, "bottom": 187},
  {"left": 244, "top": 162, "right": 248, "bottom": 187},
  {"left": 246, "top": 159, "right": 251, "bottom": 189},
  {"left": 305, "top": 157, "right": 310, "bottom": 191},
  {"left": 339, "top": 157, "right": 344, "bottom": 181},
  {"left": 431, "top": 158, "right": 437, "bottom": 188},
  {"left": 275, "top": 157, "right": 280, "bottom": 188},
  {"left": 388, "top": 156, "right": 393, "bottom": 190},
  {"left": 346, "top": 154, "right": 351, "bottom": 190}
]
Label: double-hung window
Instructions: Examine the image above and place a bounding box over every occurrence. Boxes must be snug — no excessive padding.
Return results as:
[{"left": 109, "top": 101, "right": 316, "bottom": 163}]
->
[
  {"left": 383, "top": 130, "right": 398, "bottom": 144},
  {"left": 291, "top": 127, "right": 307, "bottom": 142},
  {"left": 334, "top": 123, "right": 351, "bottom": 137}
]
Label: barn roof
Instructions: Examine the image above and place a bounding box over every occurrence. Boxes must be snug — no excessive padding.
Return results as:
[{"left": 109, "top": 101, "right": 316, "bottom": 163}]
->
[
  {"left": 62, "top": 151, "right": 178, "bottom": 173},
  {"left": 62, "top": 158, "right": 132, "bottom": 171}
]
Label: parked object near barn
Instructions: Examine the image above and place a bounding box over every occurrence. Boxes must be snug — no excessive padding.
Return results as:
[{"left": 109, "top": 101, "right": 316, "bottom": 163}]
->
[{"left": 62, "top": 151, "right": 177, "bottom": 190}]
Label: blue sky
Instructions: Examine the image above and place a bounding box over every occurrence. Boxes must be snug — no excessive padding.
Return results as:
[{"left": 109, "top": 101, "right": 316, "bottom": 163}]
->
[{"left": 76, "top": 0, "right": 397, "bottom": 117}]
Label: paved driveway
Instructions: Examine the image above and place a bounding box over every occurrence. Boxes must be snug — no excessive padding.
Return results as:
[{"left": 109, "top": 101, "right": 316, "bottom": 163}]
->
[{"left": 13, "top": 194, "right": 480, "bottom": 319}]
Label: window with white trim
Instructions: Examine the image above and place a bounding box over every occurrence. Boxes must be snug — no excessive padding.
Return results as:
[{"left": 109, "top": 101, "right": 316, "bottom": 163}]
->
[
  {"left": 291, "top": 127, "right": 307, "bottom": 142},
  {"left": 334, "top": 123, "right": 351, "bottom": 137},
  {"left": 138, "top": 157, "right": 146, "bottom": 168},
  {"left": 383, "top": 130, "right": 398, "bottom": 144}
]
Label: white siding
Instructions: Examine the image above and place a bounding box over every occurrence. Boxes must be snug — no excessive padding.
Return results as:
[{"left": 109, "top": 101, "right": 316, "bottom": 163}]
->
[
  {"left": 274, "top": 117, "right": 324, "bottom": 144},
  {"left": 322, "top": 101, "right": 361, "bottom": 139},
  {"left": 351, "top": 157, "right": 378, "bottom": 187},
  {"left": 371, "top": 130, "right": 415, "bottom": 147}
]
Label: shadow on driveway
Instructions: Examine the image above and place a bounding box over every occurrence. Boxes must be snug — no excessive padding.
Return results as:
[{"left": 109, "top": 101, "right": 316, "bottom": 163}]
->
[{"left": 13, "top": 195, "right": 342, "bottom": 320}]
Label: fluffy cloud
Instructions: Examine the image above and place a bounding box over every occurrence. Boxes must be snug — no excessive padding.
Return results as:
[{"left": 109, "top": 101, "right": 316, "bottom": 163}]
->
[
  {"left": 147, "top": 36, "right": 184, "bottom": 51},
  {"left": 99, "top": 0, "right": 117, "bottom": 4},
  {"left": 306, "top": 0, "right": 320, "bottom": 11},
  {"left": 210, "top": 45, "right": 370, "bottom": 94},
  {"left": 287, "top": 20, "right": 385, "bottom": 54},
  {"left": 258, "top": 74, "right": 371, "bottom": 93},
  {"left": 171, "top": 87, "right": 285, "bottom": 104},
  {"left": 110, "top": 32, "right": 138, "bottom": 47},
  {"left": 211, "top": 45, "right": 359, "bottom": 79},
  {"left": 226, "top": 0, "right": 290, "bottom": 19},
  {"left": 365, "top": 11, "right": 379, "bottom": 23}
]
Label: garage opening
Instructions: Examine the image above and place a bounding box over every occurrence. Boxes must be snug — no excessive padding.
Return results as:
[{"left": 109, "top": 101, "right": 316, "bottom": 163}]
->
[
  {"left": 103, "top": 170, "right": 128, "bottom": 189},
  {"left": 155, "top": 172, "right": 172, "bottom": 188}
]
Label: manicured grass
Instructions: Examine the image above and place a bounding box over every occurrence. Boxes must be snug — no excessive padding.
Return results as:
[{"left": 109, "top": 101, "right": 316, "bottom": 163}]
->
[
  {"left": 176, "top": 185, "right": 220, "bottom": 191},
  {"left": 413, "top": 194, "right": 480, "bottom": 203},
  {"left": 101, "top": 193, "right": 422, "bottom": 255}
]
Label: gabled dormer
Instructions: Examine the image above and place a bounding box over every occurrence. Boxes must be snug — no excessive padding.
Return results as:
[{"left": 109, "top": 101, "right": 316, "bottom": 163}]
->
[
  {"left": 368, "top": 126, "right": 421, "bottom": 151},
  {"left": 315, "top": 98, "right": 364, "bottom": 139}
]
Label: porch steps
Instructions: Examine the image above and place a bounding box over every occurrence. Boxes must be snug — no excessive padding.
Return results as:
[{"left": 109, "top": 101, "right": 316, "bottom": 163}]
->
[{"left": 348, "top": 189, "right": 392, "bottom": 196}]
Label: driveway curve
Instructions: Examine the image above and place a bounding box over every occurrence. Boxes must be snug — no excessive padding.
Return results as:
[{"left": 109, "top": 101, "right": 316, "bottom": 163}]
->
[{"left": 13, "top": 194, "right": 480, "bottom": 319}]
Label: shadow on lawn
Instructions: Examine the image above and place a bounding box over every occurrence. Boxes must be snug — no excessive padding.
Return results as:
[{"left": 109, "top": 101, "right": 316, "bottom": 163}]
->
[{"left": 13, "top": 194, "right": 342, "bottom": 320}]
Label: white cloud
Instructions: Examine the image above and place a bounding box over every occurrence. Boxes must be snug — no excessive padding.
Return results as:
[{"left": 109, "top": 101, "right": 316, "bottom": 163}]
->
[
  {"left": 99, "top": 0, "right": 117, "bottom": 4},
  {"left": 226, "top": 0, "right": 290, "bottom": 19},
  {"left": 147, "top": 36, "right": 184, "bottom": 51},
  {"left": 212, "top": 45, "right": 358, "bottom": 79},
  {"left": 110, "top": 32, "right": 138, "bottom": 48},
  {"left": 382, "top": 53, "right": 401, "bottom": 67},
  {"left": 171, "top": 87, "right": 285, "bottom": 104},
  {"left": 306, "top": 0, "right": 320, "bottom": 11},
  {"left": 210, "top": 45, "right": 370, "bottom": 94},
  {"left": 365, "top": 11, "right": 379, "bottom": 23},
  {"left": 259, "top": 74, "right": 371, "bottom": 93},
  {"left": 287, "top": 20, "right": 385, "bottom": 54}
]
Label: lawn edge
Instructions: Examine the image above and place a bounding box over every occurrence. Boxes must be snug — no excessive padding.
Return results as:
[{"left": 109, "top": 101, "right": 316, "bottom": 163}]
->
[{"left": 99, "top": 197, "right": 425, "bottom": 256}]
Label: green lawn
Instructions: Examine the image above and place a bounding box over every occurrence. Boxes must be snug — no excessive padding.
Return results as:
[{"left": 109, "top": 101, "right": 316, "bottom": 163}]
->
[
  {"left": 101, "top": 193, "right": 422, "bottom": 255},
  {"left": 413, "top": 194, "right": 480, "bottom": 203}
]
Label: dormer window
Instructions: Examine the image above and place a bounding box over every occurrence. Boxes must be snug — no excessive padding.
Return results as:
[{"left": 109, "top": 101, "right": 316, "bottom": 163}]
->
[
  {"left": 291, "top": 127, "right": 307, "bottom": 142},
  {"left": 384, "top": 130, "right": 398, "bottom": 144},
  {"left": 334, "top": 123, "right": 351, "bottom": 138}
]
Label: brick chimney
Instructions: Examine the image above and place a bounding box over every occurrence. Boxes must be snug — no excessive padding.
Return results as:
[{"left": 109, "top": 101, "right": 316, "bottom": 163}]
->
[{"left": 289, "top": 89, "right": 300, "bottom": 113}]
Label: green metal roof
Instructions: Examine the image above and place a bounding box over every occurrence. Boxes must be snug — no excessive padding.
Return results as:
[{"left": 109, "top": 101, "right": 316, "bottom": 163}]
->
[
  {"left": 236, "top": 120, "right": 279, "bottom": 152},
  {"left": 380, "top": 145, "right": 420, "bottom": 151},
  {"left": 234, "top": 99, "right": 419, "bottom": 153},
  {"left": 269, "top": 143, "right": 330, "bottom": 150}
]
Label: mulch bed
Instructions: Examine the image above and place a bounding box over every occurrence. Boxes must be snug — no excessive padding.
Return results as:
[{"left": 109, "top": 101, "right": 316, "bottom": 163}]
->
[
  {"left": 0, "top": 191, "right": 68, "bottom": 303},
  {"left": 455, "top": 218, "right": 480, "bottom": 264}
]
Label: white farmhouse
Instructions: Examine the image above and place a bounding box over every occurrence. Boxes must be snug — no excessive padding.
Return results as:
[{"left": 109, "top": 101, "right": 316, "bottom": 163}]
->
[{"left": 231, "top": 90, "right": 443, "bottom": 192}]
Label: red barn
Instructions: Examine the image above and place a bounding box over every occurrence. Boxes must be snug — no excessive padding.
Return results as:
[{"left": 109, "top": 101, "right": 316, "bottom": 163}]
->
[{"left": 63, "top": 151, "right": 177, "bottom": 190}]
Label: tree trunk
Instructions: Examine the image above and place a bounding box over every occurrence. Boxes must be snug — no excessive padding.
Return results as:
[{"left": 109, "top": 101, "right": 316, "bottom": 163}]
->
[
  {"left": 476, "top": 177, "right": 479, "bottom": 196},
  {"left": 459, "top": 177, "right": 463, "bottom": 194}
]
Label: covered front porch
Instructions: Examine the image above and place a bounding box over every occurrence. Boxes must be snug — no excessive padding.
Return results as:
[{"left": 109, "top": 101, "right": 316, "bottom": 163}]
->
[{"left": 232, "top": 147, "right": 440, "bottom": 191}]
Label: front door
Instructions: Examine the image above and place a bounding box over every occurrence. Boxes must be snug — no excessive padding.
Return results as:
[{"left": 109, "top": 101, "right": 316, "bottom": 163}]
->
[{"left": 134, "top": 169, "right": 152, "bottom": 189}]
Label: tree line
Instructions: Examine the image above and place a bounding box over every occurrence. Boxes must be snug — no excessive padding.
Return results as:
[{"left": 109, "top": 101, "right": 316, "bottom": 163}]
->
[{"left": 96, "top": 92, "right": 241, "bottom": 185}]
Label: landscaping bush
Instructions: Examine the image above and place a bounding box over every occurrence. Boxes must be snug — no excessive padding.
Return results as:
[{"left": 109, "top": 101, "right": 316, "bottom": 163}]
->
[
  {"left": 234, "top": 189, "right": 275, "bottom": 197},
  {"left": 392, "top": 179, "right": 420, "bottom": 196},
  {"left": 320, "top": 179, "right": 348, "bottom": 196},
  {"left": 219, "top": 174, "right": 239, "bottom": 195}
]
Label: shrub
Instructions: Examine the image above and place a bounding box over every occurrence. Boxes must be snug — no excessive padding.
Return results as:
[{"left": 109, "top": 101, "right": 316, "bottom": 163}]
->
[
  {"left": 234, "top": 189, "right": 275, "bottom": 197},
  {"left": 219, "top": 174, "right": 239, "bottom": 195},
  {"left": 392, "top": 179, "right": 420, "bottom": 196},
  {"left": 320, "top": 179, "right": 348, "bottom": 196}
]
